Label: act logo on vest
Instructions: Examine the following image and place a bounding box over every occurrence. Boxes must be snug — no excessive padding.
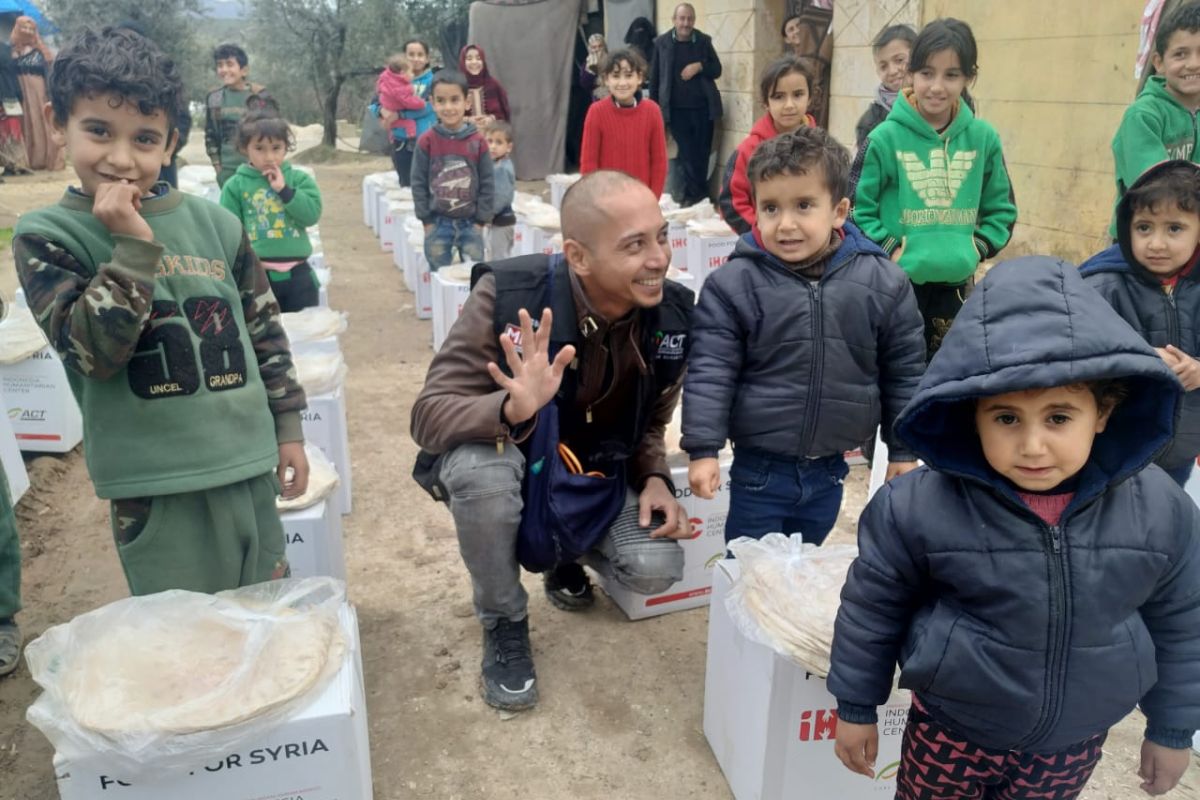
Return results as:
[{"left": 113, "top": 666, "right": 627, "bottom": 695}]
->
[{"left": 655, "top": 330, "right": 686, "bottom": 360}]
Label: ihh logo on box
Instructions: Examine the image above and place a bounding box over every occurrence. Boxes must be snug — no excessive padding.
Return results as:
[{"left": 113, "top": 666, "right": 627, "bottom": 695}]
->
[{"left": 798, "top": 708, "right": 838, "bottom": 741}]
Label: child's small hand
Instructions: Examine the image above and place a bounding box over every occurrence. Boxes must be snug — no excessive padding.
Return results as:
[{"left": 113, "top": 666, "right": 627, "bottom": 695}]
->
[
  {"left": 93, "top": 180, "right": 153, "bottom": 242},
  {"left": 1162, "top": 344, "right": 1200, "bottom": 390},
  {"left": 264, "top": 166, "right": 286, "bottom": 193},
  {"left": 277, "top": 441, "right": 310, "bottom": 500},
  {"left": 688, "top": 457, "right": 721, "bottom": 500},
  {"left": 891, "top": 236, "right": 907, "bottom": 263},
  {"left": 424, "top": 223, "right": 434, "bottom": 235},
  {"left": 834, "top": 721, "right": 879, "bottom": 778},
  {"left": 885, "top": 461, "right": 919, "bottom": 482},
  {"left": 1139, "top": 739, "right": 1190, "bottom": 795}
]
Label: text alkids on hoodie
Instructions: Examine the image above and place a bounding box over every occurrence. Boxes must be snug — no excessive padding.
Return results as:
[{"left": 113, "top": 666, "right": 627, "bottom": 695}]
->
[{"left": 853, "top": 88, "right": 1017, "bottom": 286}]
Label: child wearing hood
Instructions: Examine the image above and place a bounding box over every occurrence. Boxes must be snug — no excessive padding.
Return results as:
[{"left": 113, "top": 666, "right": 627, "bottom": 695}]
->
[
  {"left": 459, "top": 45, "right": 511, "bottom": 128},
  {"left": 1082, "top": 160, "right": 1200, "bottom": 486},
  {"left": 829, "top": 257, "right": 1200, "bottom": 799}
]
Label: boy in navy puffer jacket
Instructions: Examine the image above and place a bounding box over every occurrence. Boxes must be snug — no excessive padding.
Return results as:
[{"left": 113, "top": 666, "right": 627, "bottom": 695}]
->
[
  {"left": 682, "top": 128, "right": 925, "bottom": 544},
  {"left": 1082, "top": 159, "right": 1200, "bottom": 486},
  {"left": 830, "top": 258, "right": 1200, "bottom": 799}
]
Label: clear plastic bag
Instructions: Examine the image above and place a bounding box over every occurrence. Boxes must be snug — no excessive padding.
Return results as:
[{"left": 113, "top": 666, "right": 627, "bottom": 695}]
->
[
  {"left": 277, "top": 445, "right": 341, "bottom": 511},
  {"left": 24, "top": 577, "right": 347, "bottom": 779},
  {"left": 726, "top": 534, "right": 858, "bottom": 676},
  {"left": 0, "top": 304, "right": 50, "bottom": 364},
  {"left": 281, "top": 307, "right": 348, "bottom": 344},
  {"left": 294, "top": 349, "right": 348, "bottom": 395}
]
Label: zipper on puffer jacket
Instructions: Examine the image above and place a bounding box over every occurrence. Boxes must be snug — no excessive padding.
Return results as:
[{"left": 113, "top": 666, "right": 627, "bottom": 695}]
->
[
  {"left": 799, "top": 282, "right": 824, "bottom": 453},
  {"left": 1017, "top": 522, "right": 1073, "bottom": 750},
  {"left": 1165, "top": 289, "right": 1179, "bottom": 346}
]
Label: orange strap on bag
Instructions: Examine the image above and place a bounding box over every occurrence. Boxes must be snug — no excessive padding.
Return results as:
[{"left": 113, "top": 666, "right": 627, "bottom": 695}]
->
[{"left": 557, "top": 443, "right": 605, "bottom": 477}]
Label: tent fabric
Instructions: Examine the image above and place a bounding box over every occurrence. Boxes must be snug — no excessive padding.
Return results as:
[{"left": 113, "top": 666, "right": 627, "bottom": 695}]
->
[{"left": 469, "top": 0, "right": 584, "bottom": 180}]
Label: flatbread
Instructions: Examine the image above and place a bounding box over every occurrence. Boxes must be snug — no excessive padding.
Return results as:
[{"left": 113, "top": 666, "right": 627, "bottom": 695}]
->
[
  {"left": 294, "top": 350, "right": 347, "bottom": 395},
  {"left": 61, "top": 601, "right": 343, "bottom": 735},
  {"left": 281, "top": 308, "right": 347, "bottom": 343},
  {"left": 277, "top": 445, "right": 340, "bottom": 511},
  {"left": 0, "top": 305, "right": 50, "bottom": 364}
]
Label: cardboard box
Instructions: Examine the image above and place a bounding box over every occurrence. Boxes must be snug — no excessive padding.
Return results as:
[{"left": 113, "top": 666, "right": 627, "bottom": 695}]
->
[
  {"left": 432, "top": 270, "right": 472, "bottom": 352},
  {"left": 0, "top": 403, "right": 29, "bottom": 503},
  {"left": 281, "top": 499, "right": 346, "bottom": 580},
  {"left": 512, "top": 223, "right": 529, "bottom": 256},
  {"left": 686, "top": 232, "right": 738, "bottom": 289},
  {"left": 704, "top": 560, "right": 910, "bottom": 800},
  {"left": 415, "top": 253, "right": 433, "bottom": 320},
  {"left": 598, "top": 457, "right": 731, "bottom": 620},
  {"left": 0, "top": 346, "right": 84, "bottom": 453},
  {"left": 309, "top": 249, "right": 325, "bottom": 273},
  {"left": 301, "top": 386, "right": 352, "bottom": 516},
  {"left": 668, "top": 221, "right": 689, "bottom": 272},
  {"left": 54, "top": 604, "right": 373, "bottom": 800}
]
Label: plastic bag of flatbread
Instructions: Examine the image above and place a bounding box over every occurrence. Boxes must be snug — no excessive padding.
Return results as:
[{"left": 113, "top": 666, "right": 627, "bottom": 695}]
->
[
  {"left": 24, "top": 577, "right": 347, "bottom": 779},
  {"left": 726, "top": 534, "right": 858, "bottom": 676},
  {"left": 281, "top": 307, "right": 348, "bottom": 344},
  {"left": 0, "top": 304, "right": 50, "bottom": 364},
  {"left": 522, "top": 201, "right": 561, "bottom": 232},
  {"left": 686, "top": 216, "right": 736, "bottom": 238},
  {"left": 294, "top": 349, "right": 347, "bottom": 395},
  {"left": 277, "top": 445, "right": 340, "bottom": 511},
  {"left": 664, "top": 200, "right": 717, "bottom": 223}
]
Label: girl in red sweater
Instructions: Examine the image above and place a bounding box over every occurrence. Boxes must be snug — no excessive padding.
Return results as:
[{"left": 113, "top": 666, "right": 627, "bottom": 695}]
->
[
  {"left": 718, "top": 57, "right": 817, "bottom": 233},
  {"left": 579, "top": 49, "right": 667, "bottom": 198}
]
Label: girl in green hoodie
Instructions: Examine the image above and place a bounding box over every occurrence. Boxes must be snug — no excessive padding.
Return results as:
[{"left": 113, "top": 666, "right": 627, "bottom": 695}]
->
[
  {"left": 853, "top": 18, "right": 1017, "bottom": 358},
  {"left": 219, "top": 110, "right": 323, "bottom": 313}
]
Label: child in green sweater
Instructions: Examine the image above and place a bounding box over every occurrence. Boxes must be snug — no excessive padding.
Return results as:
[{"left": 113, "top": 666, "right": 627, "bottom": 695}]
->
[
  {"left": 14, "top": 26, "right": 309, "bottom": 596},
  {"left": 1111, "top": 2, "right": 1200, "bottom": 236},
  {"left": 220, "top": 111, "right": 323, "bottom": 312},
  {"left": 852, "top": 18, "right": 1016, "bottom": 358}
]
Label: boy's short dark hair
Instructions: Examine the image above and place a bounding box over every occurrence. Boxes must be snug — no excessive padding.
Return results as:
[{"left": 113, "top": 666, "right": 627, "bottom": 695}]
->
[
  {"left": 430, "top": 69, "right": 468, "bottom": 97},
  {"left": 745, "top": 127, "right": 850, "bottom": 202},
  {"left": 872, "top": 23, "right": 917, "bottom": 52},
  {"left": 1083, "top": 379, "right": 1129, "bottom": 416},
  {"left": 780, "top": 14, "right": 801, "bottom": 38},
  {"left": 484, "top": 120, "right": 514, "bottom": 142},
  {"left": 1157, "top": 2, "right": 1200, "bottom": 55},
  {"left": 48, "top": 27, "right": 186, "bottom": 133},
  {"left": 403, "top": 38, "right": 430, "bottom": 56},
  {"left": 213, "top": 43, "right": 249, "bottom": 68},
  {"left": 600, "top": 48, "right": 647, "bottom": 77},
  {"left": 237, "top": 109, "right": 295, "bottom": 151},
  {"left": 1125, "top": 162, "right": 1200, "bottom": 218},
  {"left": 758, "top": 56, "right": 815, "bottom": 105}
]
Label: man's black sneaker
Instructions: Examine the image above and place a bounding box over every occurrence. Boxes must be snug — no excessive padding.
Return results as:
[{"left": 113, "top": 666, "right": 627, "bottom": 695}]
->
[
  {"left": 480, "top": 618, "right": 538, "bottom": 711},
  {"left": 543, "top": 562, "right": 595, "bottom": 611}
]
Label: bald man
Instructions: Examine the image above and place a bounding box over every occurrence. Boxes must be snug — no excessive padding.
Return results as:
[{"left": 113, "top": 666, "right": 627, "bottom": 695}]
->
[
  {"left": 649, "top": 3, "right": 723, "bottom": 205},
  {"left": 411, "top": 171, "right": 695, "bottom": 712}
]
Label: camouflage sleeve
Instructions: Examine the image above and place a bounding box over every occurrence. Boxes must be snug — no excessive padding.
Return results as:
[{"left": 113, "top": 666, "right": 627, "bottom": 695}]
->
[
  {"left": 14, "top": 233, "right": 159, "bottom": 380},
  {"left": 232, "top": 231, "right": 307, "bottom": 443}
]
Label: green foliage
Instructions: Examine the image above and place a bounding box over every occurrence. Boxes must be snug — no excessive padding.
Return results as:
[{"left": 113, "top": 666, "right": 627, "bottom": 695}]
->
[{"left": 41, "top": 0, "right": 211, "bottom": 103}]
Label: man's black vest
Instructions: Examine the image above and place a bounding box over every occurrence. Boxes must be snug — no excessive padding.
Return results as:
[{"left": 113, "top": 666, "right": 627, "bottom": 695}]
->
[{"left": 471, "top": 254, "right": 693, "bottom": 467}]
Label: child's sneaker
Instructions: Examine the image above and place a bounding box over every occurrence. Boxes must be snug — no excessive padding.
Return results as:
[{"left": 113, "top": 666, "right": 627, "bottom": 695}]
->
[{"left": 0, "top": 619, "right": 21, "bottom": 677}]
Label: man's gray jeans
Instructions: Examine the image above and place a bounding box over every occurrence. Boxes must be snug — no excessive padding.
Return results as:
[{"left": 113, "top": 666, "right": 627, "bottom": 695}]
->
[{"left": 439, "top": 441, "right": 685, "bottom": 628}]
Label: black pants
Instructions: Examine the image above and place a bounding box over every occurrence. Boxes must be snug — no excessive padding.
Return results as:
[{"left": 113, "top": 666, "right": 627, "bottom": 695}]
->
[
  {"left": 267, "top": 261, "right": 320, "bottom": 313},
  {"left": 391, "top": 140, "right": 415, "bottom": 188},
  {"left": 668, "top": 107, "right": 714, "bottom": 204},
  {"left": 912, "top": 280, "right": 973, "bottom": 360}
]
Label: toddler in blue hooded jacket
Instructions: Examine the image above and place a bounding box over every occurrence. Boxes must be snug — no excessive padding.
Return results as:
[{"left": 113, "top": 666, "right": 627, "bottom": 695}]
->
[{"left": 829, "top": 258, "right": 1200, "bottom": 799}]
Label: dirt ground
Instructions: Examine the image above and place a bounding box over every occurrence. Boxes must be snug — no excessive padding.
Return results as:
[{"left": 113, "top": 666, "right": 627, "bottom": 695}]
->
[{"left": 1, "top": 160, "right": 1198, "bottom": 800}]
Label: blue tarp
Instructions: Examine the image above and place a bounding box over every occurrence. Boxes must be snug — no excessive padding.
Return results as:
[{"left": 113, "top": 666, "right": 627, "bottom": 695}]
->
[{"left": 0, "top": 1, "right": 56, "bottom": 34}]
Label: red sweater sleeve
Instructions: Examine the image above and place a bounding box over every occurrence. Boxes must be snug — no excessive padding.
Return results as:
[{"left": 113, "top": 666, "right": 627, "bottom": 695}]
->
[
  {"left": 730, "top": 143, "right": 756, "bottom": 230},
  {"left": 648, "top": 102, "right": 667, "bottom": 198},
  {"left": 580, "top": 102, "right": 601, "bottom": 175}
]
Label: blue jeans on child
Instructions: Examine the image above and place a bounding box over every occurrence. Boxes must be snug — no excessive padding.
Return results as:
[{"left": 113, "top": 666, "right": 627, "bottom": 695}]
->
[
  {"left": 425, "top": 216, "right": 485, "bottom": 269},
  {"left": 725, "top": 450, "right": 849, "bottom": 544}
]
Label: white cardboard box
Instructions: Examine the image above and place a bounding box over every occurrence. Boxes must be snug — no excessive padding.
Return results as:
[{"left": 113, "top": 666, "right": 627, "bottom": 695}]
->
[
  {"left": 432, "top": 270, "right": 472, "bottom": 352},
  {"left": 704, "top": 560, "right": 910, "bottom": 800},
  {"left": 0, "top": 346, "right": 84, "bottom": 453},
  {"left": 512, "top": 223, "right": 529, "bottom": 256},
  {"left": 0, "top": 403, "right": 30, "bottom": 503},
  {"left": 54, "top": 603, "right": 373, "bottom": 800},
  {"left": 668, "top": 221, "right": 689, "bottom": 271},
  {"left": 282, "top": 499, "right": 346, "bottom": 580},
  {"left": 415, "top": 254, "right": 433, "bottom": 320},
  {"left": 301, "top": 386, "right": 352, "bottom": 516},
  {"left": 598, "top": 458, "right": 731, "bottom": 620},
  {"left": 686, "top": 232, "right": 738, "bottom": 289}
]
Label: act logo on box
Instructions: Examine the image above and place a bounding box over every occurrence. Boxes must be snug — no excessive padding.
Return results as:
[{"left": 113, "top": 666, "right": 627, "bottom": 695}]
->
[{"left": 8, "top": 408, "right": 46, "bottom": 422}]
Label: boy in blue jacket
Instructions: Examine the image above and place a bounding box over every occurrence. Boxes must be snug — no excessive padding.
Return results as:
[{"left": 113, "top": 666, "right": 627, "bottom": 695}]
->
[
  {"left": 1082, "top": 160, "right": 1200, "bottom": 486},
  {"left": 682, "top": 128, "right": 925, "bottom": 543},
  {"left": 830, "top": 258, "right": 1200, "bottom": 799}
]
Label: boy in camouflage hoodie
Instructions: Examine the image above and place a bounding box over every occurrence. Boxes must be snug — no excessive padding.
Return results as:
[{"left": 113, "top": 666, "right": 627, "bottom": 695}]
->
[{"left": 14, "top": 27, "right": 308, "bottom": 595}]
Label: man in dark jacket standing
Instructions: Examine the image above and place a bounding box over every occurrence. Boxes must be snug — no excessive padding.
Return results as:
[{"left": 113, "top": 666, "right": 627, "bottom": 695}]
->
[
  {"left": 411, "top": 171, "right": 695, "bottom": 713},
  {"left": 650, "top": 3, "right": 723, "bottom": 206}
]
